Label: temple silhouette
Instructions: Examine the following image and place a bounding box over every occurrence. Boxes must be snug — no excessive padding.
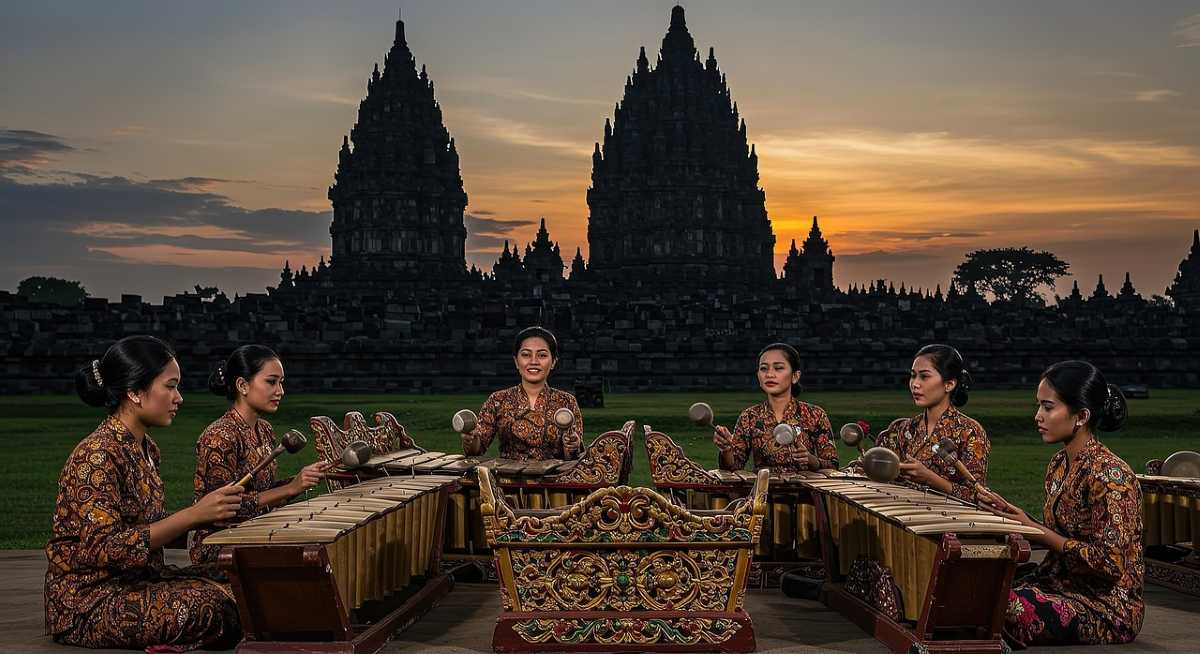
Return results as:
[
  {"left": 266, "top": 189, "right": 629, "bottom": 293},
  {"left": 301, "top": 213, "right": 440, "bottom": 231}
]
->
[{"left": 3, "top": 6, "right": 1199, "bottom": 393}]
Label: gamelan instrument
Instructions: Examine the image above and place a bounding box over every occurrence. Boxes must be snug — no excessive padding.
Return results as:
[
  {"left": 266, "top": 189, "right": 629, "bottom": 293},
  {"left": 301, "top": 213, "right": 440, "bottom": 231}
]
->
[
  {"left": 806, "top": 476, "right": 1041, "bottom": 654},
  {"left": 233, "top": 429, "right": 306, "bottom": 488},
  {"left": 205, "top": 474, "right": 460, "bottom": 654},
  {"left": 311, "top": 411, "right": 634, "bottom": 572},
  {"left": 1140, "top": 450, "right": 1200, "bottom": 596},
  {"left": 479, "top": 465, "right": 770, "bottom": 653},
  {"left": 644, "top": 425, "right": 826, "bottom": 587}
]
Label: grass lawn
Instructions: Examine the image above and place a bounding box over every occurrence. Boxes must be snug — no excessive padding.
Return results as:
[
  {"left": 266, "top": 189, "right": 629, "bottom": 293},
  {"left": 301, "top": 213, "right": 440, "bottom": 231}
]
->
[{"left": 3, "top": 390, "right": 1197, "bottom": 549}]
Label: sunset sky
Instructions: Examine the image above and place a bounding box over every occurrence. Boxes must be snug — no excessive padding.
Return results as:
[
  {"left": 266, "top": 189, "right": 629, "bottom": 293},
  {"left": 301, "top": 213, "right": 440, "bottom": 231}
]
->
[{"left": 2, "top": 1, "right": 1198, "bottom": 301}]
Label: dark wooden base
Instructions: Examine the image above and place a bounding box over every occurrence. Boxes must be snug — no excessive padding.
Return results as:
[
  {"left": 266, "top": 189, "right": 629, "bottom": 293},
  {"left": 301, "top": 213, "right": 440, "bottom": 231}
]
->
[
  {"left": 441, "top": 554, "right": 498, "bottom": 582},
  {"left": 824, "top": 584, "right": 1007, "bottom": 654},
  {"left": 747, "top": 559, "right": 824, "bottom": 589},
  {"left": 493, "top": 610, "right": 756, "bottom": 653},
  {"left": 235, "top": 573, "right": 454, "bottom": 654},
  {"left": 1147, "top": 553, "right": 1200, "bottom": 597}
]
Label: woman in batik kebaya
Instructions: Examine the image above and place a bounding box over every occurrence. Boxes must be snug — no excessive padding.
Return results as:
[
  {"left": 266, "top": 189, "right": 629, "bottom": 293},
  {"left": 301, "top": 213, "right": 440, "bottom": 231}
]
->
[
  {"left": 190, "top": 344, "right": 327, "bottom": 564},
  {"left": 45, "top": 336, "right": 243, "bottom": 651},
  {"left": 463, "top": 326, "right": 584, "bottom": 461},
  {"left": 983, "top": 361, "right": 1143, "bottom": 647},
  {"left": 713, "top": 342, "right": 838, "bottom": 473},
  {"left": 872, "top": 344, "right": 990, "bottom": 501}
]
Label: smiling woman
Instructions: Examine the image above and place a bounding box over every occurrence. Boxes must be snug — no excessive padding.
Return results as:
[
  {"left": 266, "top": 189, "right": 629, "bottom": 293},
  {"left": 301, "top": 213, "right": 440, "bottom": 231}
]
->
[{"left": 460, "top": 325, "right": 585, "bottom": 461}]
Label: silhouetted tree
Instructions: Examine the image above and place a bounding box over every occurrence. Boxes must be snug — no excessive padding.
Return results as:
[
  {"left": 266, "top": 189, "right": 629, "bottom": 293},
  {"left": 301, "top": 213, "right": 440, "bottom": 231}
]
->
[
  {"left": 16, "top": 276, "right": 88, "bottom": 306},
  {"left": 952, "top": 248, "right": 1069, "bottom": 304}
]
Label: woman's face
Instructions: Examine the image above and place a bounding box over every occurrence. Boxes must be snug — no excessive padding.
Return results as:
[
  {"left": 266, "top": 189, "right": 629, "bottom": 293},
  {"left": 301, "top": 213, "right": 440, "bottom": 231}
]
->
[
  {"left": 757, "top": 349, "right": 798, "bottom": 398},
  {"left": 514, "top": 337, "right": 554, "bottom": 384},
  {"left": 240, "top": 358, "right": 285, "bottom": 415},
  {"left": 909, "top": 355, "right": 953, "bottom": 409},
  {"left": 1035, "top": 378, "right": 1086, "bottom": 444},
  {"left": 129, "top": 358, "right": 183, "bottom": 428}
]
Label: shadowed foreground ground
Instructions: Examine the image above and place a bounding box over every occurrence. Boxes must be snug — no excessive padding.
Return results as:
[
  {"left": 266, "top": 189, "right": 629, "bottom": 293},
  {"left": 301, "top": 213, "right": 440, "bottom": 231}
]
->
[{"left": 4, "top": 551, "right": 1197, "bottom": 654}]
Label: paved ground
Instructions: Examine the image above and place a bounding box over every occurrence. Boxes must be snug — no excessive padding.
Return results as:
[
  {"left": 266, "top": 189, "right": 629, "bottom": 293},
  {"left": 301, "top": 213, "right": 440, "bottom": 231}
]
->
[{"left": 4, "top": 550, "right": 1197, "bottom": 653}]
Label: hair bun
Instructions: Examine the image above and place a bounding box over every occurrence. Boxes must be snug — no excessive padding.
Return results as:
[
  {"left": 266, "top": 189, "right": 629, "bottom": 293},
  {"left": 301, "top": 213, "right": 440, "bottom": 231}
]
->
[
  {"left": 208, "top": 364, "right": 229, "bottom": 397},
  {"left": 75, "top": 360, "right": 109, "bottom": 407},
  {"left": 1098, "top": 383, "right": 1128, "bottom": 432},
  {"left": 951, "top": 369, "right": 972, "bottom": 407}
]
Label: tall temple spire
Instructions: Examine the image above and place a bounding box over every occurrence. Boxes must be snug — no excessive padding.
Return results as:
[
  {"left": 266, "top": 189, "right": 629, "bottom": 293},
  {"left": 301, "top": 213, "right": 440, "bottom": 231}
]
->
[
  {"left": 394, "top": 8, "right": 406, "bottom": 47},
  {"left": 586, "top": 6, "right": 776, "bottom": 287},
  {"left": 1167, "top": 228, "right": 1200, "bottom": 309},
  {"left": 325, "top": 9, "right": 467, "bottom": 288}
]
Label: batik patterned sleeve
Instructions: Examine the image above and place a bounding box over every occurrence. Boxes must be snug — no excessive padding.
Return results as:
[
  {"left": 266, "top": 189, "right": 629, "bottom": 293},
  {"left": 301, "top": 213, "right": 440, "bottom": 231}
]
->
[
  {"left": 806, "top": 407, "right": 838, "bottom": 469},
  {"left": 1060, "top": 463, "right": 1141, "bottom": 582},
  {"left": 946, "top": 420, "right": 991, "bottom": 501},
  {"left": 722, "top": 409, "right": 754, "bottom": 471},
  {"left": 194, "top": 428, "right": 260, "bottom": 518},
  {"left": 470, "top": 392, "right": 502, "bottom": 454},
  {"left": 70, "top": 445, "right": 152, "bottom": 569}
]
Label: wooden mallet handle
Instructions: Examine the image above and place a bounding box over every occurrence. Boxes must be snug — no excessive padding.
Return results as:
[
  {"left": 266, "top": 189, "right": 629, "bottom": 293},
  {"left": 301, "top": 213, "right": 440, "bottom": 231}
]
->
[
  {"left": 932, "top": 436, "right": 978, "bottom": 485},
  {"left": 231, "top": 430, "right": 306, "bottom": 487}
]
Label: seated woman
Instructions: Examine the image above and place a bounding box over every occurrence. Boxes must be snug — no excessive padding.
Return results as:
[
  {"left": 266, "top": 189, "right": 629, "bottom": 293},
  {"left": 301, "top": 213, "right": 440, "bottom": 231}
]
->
[
  {"left": 190, "top": 345, "right": 327, "bottom": 564},
  {"left": 983, "top": 361, "right": 1142, "bottom": 647},
  {"left": 713, "top": 342, "right": 838, "bottom": 472},
  {"left": 870, "top": 344, "right": 989, "bottom": 500},
  {"left": 463, "top": 326, "right": 584, "bottom": 460},
  {"left": 45, "top": 336, "right": 243, "bottom": 651}
]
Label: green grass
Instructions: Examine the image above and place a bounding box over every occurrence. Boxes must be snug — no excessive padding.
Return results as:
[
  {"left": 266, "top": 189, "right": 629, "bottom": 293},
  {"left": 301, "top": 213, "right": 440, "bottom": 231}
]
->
[{"left": 3, "top": 390, "right": 1197, "bottom": 548}]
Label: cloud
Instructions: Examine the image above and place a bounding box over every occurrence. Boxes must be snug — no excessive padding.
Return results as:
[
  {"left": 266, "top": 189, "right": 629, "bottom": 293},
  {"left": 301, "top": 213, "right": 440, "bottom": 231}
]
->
[
  {"left": 464, "top": 212, "right": 536, "bottom": 255},
  {"left": 444, "top": 78, "right": 609, "bottom": 107},
  {"left": 0, "top": 136, "right": 332, "bottom": 299},
  {"left": 1134, "top": 89, "right": 1182, "bottom": 103},
  {"left": 0, "top": 129, "right": 75, "bottom": 171},
  {"left": 456, "top": 111, "right": 593, "bottom": 157},
  {"left": 1175, "top": 13, "right": 1200, "bottom": 47}
]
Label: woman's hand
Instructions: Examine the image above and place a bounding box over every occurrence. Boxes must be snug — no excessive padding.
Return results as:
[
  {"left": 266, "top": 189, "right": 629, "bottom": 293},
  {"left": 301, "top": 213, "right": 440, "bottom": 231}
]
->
[
  {"left": 289, "top": 461, "right": 329, "bottom": 494},
  {"left": 188, "top": 485, "right": 244, "bottom": 525},
  {"left": 712, "top": 425, "right": 737, "bottom": 452},
  {"left": 462, "top": 432, "right": 483, "bottom": 456},
  {"left": 562, "top": 431, "right": 582, "bottom": 453},
  {"left": 791, "top": 445, "right": 815, "bottom": 470},
  {"left": 897, "top": 457, "right": 936, "bottom": 485},
  {"left": 978, "top": 488, "right": 1045, "bottom": 533}
]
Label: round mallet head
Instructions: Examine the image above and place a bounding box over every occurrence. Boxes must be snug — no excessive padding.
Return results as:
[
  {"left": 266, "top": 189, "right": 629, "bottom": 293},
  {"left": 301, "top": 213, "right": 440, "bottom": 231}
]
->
[
  {"left": 773, "top": 423, "right": 797, "bottom": 445},
  {"left": 553, "top": 407, "right": 575, "bottom": 429},
  {"left": 452, "top": 409, "right": 478, "bottom": 434},
  {"left": 281, "top": 429, "right": 307, "bottom": 454},
  {"left": 932, "top": 436, "right": 958, "bottom": 464},
  {"left": 688, "top": 402, "right": 715, "bottom": 428},
  {"left": 839, "top": 422, "right": 866, "bottom": 448},
  {"left": 861, "top": 446, "right": 901, "bottom": 483},
  {"left": 1162, "top": 451, "right": 1200, "bottom": 478},
  {"left": 340, "top": 440, "right": 374, "bottom": 468}
]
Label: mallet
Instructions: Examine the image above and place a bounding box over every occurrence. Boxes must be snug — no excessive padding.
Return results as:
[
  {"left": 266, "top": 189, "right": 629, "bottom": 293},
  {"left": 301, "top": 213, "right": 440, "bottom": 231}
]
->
[
  {"left": 773, "top": 423, "right": 798, "bottom": 446},
  {"left": 451, "top": 409, "right": 478, "bottom": 433},
  {"left": 931, "top": 437, "right": 978, "bottom": 486},
  {"left": 861, "top": 446, "right": 901, "bottom": 484},
  {"left": 838, "top": 422, "right": 869, "bottom": 456},
  {"left": 687, "top": 402, "right": 715, "bottom": 428},
  {"left": 340, "top": 439, "right": 375, "bottom": 469},
  {"left": 232, "top": 429, "right": 306, "bottom": 487},
  {"left": 553, "top": 407, "right": 576, "bottom": 429}
]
